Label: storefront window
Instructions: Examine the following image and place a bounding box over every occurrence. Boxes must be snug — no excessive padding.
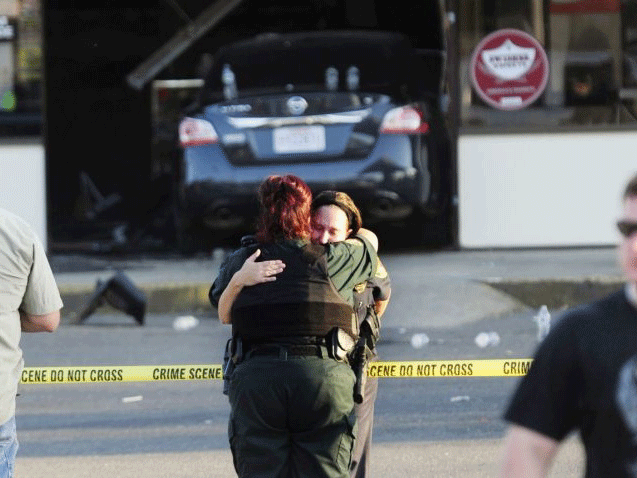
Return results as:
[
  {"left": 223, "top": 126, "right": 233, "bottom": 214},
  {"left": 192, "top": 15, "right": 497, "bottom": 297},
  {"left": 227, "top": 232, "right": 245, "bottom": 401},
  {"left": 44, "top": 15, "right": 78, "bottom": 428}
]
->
[
  {"left": 0, "top": 0, "right": 42, "bottom": 135},
  {"left": 459, "top": 0, "right": 637, "bottom": 131}
]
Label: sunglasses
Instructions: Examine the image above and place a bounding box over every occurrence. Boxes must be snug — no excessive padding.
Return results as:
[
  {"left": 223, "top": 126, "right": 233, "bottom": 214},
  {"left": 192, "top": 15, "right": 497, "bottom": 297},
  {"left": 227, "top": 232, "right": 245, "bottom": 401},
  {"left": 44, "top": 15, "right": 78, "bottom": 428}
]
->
[{"left": 617, "top": 220, "right": 637, "bottom": 238}]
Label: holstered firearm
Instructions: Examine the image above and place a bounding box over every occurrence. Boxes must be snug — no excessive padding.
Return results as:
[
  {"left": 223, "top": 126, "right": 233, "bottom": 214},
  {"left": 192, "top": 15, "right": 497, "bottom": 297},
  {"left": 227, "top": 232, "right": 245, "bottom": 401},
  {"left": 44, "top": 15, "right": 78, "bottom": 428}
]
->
[
  {"left": 327, "top": 327, "right": 356, "bottom": 363},
  {"left": 351, "top": 306, "right": 380, "bottom": 404},
  {"left": 222, "top": 337, "right": 242, "bottom": 396}
]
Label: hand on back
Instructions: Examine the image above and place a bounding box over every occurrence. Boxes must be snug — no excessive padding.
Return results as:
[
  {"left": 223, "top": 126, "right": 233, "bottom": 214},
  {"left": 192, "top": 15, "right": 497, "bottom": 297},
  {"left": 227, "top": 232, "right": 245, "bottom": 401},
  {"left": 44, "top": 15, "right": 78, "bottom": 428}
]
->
[{"left": 235, "top": 249, "right": 285, "bottom": 286}]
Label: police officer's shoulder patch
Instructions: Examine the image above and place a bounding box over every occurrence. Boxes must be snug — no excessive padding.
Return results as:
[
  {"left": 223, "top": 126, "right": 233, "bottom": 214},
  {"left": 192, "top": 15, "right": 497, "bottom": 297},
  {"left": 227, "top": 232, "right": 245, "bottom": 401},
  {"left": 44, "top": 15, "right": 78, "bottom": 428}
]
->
[
  {"left": 375, "top": 259, "right": 388, "bottom": 279},
  {"left": 354, "top": 282, "right": 366, "bottom": 294}
]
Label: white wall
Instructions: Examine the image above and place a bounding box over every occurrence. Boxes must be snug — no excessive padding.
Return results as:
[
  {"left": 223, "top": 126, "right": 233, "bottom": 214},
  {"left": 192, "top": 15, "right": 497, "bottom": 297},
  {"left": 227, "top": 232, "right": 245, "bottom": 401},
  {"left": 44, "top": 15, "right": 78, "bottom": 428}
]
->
[
  {"left": 458, "top": 131, "right": 637, "bottom": 248},
  {"left": 0, "top": 142, "right": 47, "bottom": 249}
]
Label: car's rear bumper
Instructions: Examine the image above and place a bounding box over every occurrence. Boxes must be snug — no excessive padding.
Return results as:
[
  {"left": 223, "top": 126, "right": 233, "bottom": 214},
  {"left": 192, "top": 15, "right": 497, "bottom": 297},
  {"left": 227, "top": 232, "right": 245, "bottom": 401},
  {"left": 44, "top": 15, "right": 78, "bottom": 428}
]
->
[
  {"left": 179, "top": 134, "right": 438, "bottom": 229},
  {"left": 182, "top": 178, "right": 421, "bottom": 230}
]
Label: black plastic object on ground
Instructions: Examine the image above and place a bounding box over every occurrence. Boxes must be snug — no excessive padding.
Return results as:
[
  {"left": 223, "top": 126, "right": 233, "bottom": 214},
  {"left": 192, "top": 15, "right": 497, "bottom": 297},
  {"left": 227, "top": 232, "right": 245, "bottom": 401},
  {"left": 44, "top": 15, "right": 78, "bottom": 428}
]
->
[{"left": 76, "top": 271, "right": 146, "bottom": 325}]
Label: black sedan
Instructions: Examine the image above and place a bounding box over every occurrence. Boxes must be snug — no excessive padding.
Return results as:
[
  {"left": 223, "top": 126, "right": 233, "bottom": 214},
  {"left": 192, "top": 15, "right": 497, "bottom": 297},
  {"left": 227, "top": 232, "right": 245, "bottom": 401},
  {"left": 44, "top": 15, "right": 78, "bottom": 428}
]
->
[{"left": 177, "top": 30, "right": 451, "bottom": 250}]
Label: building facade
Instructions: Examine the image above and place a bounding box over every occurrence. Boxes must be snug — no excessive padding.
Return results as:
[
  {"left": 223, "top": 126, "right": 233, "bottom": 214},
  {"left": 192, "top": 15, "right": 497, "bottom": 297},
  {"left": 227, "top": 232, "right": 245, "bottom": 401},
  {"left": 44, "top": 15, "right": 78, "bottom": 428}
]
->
[
  {"left": 0, "top": 0, "right": 634, "bottom": 250},
  {"left": 456, "top": 0, "right": 637, "bottom": 247}
]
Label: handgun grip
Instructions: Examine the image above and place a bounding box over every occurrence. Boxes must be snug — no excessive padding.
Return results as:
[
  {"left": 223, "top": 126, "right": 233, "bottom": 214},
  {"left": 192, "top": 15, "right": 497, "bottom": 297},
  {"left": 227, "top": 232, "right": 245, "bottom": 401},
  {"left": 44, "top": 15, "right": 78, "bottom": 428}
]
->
[{"left": 352, "top": 340, "right": 367, "bottom": 404}]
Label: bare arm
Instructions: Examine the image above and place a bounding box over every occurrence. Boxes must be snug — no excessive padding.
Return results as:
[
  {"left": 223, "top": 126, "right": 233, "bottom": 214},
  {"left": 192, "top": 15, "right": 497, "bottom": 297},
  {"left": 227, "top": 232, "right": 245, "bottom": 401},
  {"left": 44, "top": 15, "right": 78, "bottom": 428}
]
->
[
  {"left": 218, "top": 249, "right": 285, "bottom": 324},
  {"left": 218, "top": 276, "right": 244, "bottom": 325},
  {"left": 373, "top": 258, "right": 390, "bottom": 317},
  {"left": 499, "top": 425, "right": 559, "bottom": 478},
  {"left": 374, "top": 293, "right": 391, "bottom": 318},
  {"left": 20, "top": 310, "right": 60, "bottom": 332}
]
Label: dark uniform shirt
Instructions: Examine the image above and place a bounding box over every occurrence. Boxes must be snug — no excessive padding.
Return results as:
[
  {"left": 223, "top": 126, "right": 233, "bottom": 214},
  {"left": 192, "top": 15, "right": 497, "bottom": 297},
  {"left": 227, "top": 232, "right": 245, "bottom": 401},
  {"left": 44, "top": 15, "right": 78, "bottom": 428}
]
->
[
  {"left": 210, "top": 235, "right": 378, "bottom": 309},
  {"left": 212, "top": 235, "right": 377, "bottom": 478}
]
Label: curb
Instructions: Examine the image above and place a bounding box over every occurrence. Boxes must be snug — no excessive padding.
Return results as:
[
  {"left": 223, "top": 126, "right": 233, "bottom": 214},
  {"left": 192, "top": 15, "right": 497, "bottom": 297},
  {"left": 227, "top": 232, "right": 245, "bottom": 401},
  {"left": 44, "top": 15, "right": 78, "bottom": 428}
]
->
[
  {"left": 59, "top": 283, "right": 214, "bottom": 322},
  {"left": 483, "top": 277, "right": 625, "bottom": 310},
  {"left": 58, "top": 277, "right": 627, "bottom": 322}
]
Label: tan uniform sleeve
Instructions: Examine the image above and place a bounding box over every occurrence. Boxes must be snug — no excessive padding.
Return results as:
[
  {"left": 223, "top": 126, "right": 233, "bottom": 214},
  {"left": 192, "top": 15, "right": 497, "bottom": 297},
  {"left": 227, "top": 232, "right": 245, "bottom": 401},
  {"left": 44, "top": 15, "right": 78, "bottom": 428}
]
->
[{"left": 20, "top": 236, "right": 63, "bottom": 315}]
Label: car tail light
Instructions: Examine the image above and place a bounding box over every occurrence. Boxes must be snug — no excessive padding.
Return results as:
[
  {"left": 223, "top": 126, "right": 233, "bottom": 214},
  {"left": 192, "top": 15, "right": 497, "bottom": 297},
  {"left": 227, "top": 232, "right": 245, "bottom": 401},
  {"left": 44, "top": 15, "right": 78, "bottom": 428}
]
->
[
  {"left": 179, "top": 117, "right": 218, "bottom": 147},
  {"left": 380, "top": 106, "right": 430, "bottom": 134}
]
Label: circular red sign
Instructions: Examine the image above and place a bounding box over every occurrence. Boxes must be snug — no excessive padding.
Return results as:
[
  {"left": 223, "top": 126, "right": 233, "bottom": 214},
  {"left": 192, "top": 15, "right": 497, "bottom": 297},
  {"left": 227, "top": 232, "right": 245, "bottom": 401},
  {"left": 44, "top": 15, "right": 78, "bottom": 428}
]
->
[{"left": 470, "top": 29, "right": 549, "bottom": 111}]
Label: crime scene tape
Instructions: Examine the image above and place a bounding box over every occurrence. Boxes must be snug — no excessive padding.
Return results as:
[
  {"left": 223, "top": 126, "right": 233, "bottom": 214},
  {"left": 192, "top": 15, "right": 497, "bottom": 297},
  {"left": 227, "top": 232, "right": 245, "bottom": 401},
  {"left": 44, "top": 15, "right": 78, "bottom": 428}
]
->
[{"left": 19, "top": 359, "right": 533, "bottom": 384}]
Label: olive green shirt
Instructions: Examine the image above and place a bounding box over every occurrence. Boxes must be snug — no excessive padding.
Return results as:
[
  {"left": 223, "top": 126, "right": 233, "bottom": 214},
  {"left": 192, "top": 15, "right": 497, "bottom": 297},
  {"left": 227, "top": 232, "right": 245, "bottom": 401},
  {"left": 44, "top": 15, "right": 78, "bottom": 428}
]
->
[{"left": 0, "top": 208, "right": 63, "bottom": 424}]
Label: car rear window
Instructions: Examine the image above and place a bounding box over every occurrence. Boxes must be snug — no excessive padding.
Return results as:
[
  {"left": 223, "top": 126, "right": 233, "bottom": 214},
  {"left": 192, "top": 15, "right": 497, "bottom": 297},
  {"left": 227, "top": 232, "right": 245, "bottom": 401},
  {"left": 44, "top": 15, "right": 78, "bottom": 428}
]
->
[{"left": 200, "top": 31, "right": 423, "bottom": 103}]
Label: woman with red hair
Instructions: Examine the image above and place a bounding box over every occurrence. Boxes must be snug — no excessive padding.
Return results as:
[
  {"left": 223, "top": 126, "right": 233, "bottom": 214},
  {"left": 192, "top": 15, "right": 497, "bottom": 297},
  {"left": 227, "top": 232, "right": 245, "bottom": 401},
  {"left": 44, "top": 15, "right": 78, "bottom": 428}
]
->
[{"left": 210, "top": 175, "right": 378, "bottom": 478}]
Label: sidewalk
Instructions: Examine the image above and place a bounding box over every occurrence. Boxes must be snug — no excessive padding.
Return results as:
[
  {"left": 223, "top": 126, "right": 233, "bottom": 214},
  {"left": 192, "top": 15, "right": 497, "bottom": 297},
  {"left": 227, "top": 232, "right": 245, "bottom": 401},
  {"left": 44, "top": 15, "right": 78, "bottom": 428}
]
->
[{"left": 49, "top": 246, "right": 623, "bottom": 328}]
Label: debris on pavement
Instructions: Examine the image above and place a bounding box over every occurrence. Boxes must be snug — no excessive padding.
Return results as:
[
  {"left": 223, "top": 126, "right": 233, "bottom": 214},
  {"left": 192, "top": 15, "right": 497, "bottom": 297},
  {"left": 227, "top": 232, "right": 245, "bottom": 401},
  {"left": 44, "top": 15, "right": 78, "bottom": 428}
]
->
[
  {"left": 474, "top": 331, "right": 500, "bottom": 348},
  {"left": 410, "top": 333, "right": 430, "bottom": 349},
  {"left": 173, "top": 315, "right": 200, "bottom": 331}
]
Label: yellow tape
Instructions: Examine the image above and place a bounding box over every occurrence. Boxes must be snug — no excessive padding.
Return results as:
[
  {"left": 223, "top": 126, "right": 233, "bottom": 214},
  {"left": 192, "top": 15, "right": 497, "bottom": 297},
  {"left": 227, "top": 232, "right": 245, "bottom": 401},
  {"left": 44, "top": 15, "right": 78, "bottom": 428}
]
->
[
  {"left": 367, "top": 359, "right": 532, "bottom": 378},
  {"left": 20, "top": 365, "right": 223, "bottom": 384},
  {"left": 19, "top": 359, "right": 533, "bottom": 384}
]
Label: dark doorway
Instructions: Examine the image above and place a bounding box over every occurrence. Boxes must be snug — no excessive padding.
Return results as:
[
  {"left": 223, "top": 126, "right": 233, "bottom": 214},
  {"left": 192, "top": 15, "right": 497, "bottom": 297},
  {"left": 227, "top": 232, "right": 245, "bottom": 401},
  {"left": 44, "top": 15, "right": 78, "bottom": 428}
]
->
[{"left": 45, "top": 1, "right": 447, "bottom": 253}]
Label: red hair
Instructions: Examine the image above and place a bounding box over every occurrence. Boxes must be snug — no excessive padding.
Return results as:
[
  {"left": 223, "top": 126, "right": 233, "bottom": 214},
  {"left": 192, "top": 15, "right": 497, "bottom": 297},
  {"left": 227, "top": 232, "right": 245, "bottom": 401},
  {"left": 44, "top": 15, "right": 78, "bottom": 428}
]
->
[{"left": 255, "top": 175, "right": 312, "bottom": 242}]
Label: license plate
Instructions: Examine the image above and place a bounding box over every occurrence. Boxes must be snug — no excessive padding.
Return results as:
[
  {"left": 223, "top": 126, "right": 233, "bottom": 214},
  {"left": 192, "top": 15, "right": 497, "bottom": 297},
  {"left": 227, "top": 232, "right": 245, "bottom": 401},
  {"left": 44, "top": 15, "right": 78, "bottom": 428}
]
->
[{"left": 273, "top": 125, "right": 326, "bottom": 154}]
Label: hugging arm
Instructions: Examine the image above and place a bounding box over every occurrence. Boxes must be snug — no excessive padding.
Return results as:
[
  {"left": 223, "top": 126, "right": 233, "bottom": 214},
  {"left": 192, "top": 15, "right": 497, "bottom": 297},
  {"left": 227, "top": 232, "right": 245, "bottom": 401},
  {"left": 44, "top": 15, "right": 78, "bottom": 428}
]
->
[
  {"left": 356, "top": 228, "right": 378, "bottom": 251},
  {"left": 374, "top": 293, "right": 390, "bottom": 318},
  {"left": 217, "top": 249, "right": 285, "bottom": 324},
  {"left": 372, "top": 258, "right": 391, "bottom": 317}
]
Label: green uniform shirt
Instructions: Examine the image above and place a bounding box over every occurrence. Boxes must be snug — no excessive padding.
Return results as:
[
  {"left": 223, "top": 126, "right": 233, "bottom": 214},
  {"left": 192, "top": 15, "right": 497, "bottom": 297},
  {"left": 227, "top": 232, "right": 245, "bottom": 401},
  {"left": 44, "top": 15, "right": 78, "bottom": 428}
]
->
[{"left": 323, "top": 236, "right": 378, "bottom": 306}]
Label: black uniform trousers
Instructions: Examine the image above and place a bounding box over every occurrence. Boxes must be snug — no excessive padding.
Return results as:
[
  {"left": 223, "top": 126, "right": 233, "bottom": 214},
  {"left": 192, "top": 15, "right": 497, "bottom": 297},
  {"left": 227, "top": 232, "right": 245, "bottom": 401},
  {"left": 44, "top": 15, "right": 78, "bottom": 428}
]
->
[{"left": 228, "top": 345, "right": 356, "bottom": 478}]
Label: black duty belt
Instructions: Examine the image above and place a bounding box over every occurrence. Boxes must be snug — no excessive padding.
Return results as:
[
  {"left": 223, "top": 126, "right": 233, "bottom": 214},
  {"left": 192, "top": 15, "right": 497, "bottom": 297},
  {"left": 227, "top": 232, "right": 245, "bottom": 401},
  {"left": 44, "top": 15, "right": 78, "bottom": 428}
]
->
[{"left": 245, "top": 344, "right": 327, "bottom": 360}]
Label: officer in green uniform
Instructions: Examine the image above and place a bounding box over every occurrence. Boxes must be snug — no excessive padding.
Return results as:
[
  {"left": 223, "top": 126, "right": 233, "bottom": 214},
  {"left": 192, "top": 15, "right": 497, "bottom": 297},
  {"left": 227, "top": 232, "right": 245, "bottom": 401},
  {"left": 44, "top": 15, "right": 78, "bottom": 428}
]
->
[
  {"left": 209, "top": 175, "right": 378, "bottom": 478},
  {"left": 310, "top": 191, "right": 391, "bottom": 478}
]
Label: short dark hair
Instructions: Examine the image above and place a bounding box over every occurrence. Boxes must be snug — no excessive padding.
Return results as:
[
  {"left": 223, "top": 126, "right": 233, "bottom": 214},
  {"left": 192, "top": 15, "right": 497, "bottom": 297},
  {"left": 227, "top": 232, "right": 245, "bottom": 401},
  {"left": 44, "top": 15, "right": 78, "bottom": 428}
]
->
[
  {"left": 311, "top": 191, "right": 362, "bottom": 234},
  {"left": 624, "top": 173, "right": 637, "bottom": 200}
]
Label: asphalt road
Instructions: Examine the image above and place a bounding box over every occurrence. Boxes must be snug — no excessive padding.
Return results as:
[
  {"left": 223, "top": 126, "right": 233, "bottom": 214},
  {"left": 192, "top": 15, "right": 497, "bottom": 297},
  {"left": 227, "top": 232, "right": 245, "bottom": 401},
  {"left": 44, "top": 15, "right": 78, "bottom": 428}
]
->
[{"left": 15, "top": 308, "right": 585, "bottom": 477}]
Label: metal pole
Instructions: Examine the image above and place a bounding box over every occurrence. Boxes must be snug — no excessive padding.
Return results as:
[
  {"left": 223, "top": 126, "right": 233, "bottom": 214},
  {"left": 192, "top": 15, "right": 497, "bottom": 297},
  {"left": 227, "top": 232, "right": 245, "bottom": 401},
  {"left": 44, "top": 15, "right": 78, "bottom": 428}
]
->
[
  {"left": 126, "top": 0, "right": 244, "bottom": 90},
  {"left": 445, "top": 0, "right": 461, "bottom": 249}
]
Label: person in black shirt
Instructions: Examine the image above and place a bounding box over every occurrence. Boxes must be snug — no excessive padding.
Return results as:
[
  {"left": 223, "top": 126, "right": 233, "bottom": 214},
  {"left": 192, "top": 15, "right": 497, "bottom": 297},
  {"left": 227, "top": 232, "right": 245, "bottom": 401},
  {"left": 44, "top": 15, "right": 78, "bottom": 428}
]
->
[{"left": 500, "top": 172, "right": 637, "bottom": 477}]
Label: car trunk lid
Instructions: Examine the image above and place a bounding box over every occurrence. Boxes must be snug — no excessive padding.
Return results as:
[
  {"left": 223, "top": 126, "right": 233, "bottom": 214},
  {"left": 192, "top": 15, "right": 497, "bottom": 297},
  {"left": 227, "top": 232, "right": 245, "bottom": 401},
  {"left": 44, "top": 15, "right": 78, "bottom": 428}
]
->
[{"left": 205, "top": 92, "right": 393, "bottom": 163}]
